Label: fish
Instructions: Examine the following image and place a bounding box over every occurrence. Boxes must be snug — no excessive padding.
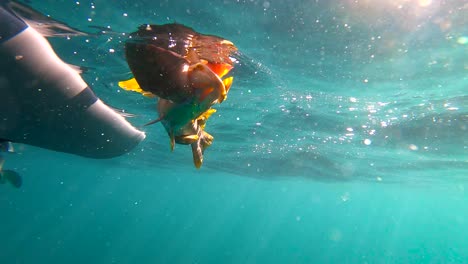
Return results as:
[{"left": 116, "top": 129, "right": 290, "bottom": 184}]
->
[
  {"left": 157, "top": 101, "right": 216, "bottom": 168},
  {"left": 119, "top": 23, "right": 237, "bottom": 168},
  {"left": 120, "top": 23, "right": 236, "bottom": 104}
]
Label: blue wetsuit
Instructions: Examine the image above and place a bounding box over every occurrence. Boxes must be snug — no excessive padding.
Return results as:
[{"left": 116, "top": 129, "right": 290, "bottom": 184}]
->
[
  {"left": 0, "top": 1, "right": 27, "bottom": 43},
  {"left": 0, "top": 2, "right": 25, "bottom": 143},
  {"left": 0, "top": 1, "right": 145, "bottom": 158}
]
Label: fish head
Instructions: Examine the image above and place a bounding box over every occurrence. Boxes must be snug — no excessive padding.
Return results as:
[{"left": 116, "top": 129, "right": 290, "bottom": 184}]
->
[{"left": 188, "top": 63, "right": 225, "bottom": 105}]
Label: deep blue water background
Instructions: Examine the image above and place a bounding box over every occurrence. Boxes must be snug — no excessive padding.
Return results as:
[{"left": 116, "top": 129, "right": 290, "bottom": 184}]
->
[{"left": 1, "top": 0, "right": 467, "bottom": 263}]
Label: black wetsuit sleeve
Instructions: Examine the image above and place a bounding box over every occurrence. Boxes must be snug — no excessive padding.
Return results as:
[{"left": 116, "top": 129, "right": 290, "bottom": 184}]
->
[{"left": 0, "top": 3, "right": 27, "bottom": 44}]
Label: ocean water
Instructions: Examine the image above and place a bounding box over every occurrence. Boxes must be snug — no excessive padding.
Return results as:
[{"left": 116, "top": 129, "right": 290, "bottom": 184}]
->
[{"left": 1, "top": 0, "right": 467, "bottom": 263}]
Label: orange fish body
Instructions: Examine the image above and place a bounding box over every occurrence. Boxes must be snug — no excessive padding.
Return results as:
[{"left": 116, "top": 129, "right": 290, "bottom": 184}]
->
[
  {"left": 120, "top": 23, "right": 237, "bottom": 168},
  {"left": 124, "top": 23, "right": 236, "bottom": 105}
]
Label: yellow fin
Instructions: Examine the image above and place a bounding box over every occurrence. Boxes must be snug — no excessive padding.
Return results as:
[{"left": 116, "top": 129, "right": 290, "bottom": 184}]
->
[
  {"left": 223, "top": 77, "right": 233, "bottom": 94},
  {"left": 176, "top": 134, "right": 199, "bottom": 145},
  {"left": 118, "top": 78, "right": 141, "bottom": 92},
  {"left": 142, "top": 92, "right": 157, "bottom": 98},
  {"left": 200, "top": 131, "right": 214, "bottom": 148},
  {"left": 118, "top": 78, "right": 156, "bottom": 98},
  {"left": 198, "top": 108, "right": 216, "bottom": 128},
  {"left": 183, "top": 135, "right": 199, "bottom": 141},
  {"left": 202, "top": 108, "right": 217, "bottom": 118},
  {"left": 217, "top": 76, "right": 234, "bottom": 103}
]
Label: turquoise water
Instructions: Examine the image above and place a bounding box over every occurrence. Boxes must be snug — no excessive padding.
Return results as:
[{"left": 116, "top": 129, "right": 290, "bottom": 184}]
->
[{"left": 1, "top": 0, "right": 468, "bottom": 263}]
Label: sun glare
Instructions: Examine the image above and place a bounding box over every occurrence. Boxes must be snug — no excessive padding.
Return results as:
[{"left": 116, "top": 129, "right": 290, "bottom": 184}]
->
[
  {"left": 339, "top": 0, "right": 443, "bottom": 30},
  {"left": 418, "top": 0, "right": 432, "bottom": 7}
]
